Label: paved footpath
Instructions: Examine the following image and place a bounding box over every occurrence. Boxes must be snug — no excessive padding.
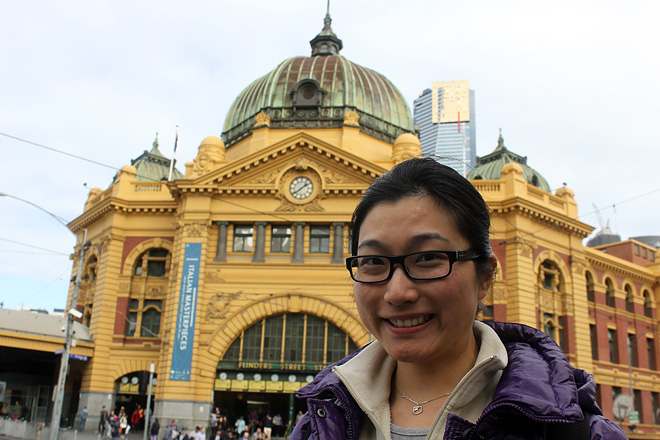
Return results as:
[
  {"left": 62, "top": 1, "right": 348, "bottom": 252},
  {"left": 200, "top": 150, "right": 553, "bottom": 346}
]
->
[{"left": 0, "top": 429, "right": 287, "bottom": 440}]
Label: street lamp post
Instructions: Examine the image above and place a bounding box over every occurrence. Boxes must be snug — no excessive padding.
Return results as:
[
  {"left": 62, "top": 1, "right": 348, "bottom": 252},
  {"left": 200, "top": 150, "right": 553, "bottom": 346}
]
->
[
  {"left": 0, "top": 192, "right": 87, "bottom": 440},
  {"left": 143, "top": 363, "right": 155, "bottom": 440}
]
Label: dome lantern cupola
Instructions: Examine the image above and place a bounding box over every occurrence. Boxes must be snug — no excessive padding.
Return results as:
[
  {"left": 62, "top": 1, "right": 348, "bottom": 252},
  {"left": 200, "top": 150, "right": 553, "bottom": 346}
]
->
[{"left": 310, "top": 7, "right": 343, "bottom": 56}]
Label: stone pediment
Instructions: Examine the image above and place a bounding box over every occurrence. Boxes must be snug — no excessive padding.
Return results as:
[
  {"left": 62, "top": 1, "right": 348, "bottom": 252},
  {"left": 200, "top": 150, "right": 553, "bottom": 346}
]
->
[{"left": 176, "top": 133, "right": 387, "bottom": 200}]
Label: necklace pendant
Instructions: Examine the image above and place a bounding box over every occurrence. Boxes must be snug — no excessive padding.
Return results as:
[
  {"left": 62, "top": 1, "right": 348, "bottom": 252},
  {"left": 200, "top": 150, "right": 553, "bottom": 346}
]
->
[{"left": 412, "top": 405, "right": 423, "bottom": 415}]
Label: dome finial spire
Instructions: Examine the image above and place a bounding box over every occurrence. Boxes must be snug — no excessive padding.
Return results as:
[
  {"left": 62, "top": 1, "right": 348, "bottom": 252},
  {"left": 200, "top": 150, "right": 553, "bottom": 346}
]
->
[
  {"left": 496, "top": 129, "right": 505, "bottom": 150},
  {"left": 310, "top": 1, "right": 343, "bottom": 56}
]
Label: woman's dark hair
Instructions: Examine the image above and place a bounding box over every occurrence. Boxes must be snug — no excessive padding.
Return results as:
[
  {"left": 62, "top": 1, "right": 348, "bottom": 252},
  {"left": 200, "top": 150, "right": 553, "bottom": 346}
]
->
[{"left": 349, "top": 157, "right": 493, "bottom": 276}]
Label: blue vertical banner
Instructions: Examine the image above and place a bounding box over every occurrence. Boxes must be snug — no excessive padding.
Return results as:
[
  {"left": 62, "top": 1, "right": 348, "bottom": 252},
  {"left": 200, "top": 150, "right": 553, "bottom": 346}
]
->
[{"left": 170, "top": 242, "right": 202, "bottom": 381}]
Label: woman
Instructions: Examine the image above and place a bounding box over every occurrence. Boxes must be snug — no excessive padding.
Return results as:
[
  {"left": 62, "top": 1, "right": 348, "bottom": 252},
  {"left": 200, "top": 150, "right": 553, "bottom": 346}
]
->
[{"left": 290, "top": 158, "right": 626, "bottom": 439}]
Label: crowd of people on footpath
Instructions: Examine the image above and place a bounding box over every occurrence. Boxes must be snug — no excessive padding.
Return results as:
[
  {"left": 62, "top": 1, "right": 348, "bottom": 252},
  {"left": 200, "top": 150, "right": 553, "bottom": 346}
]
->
[
  {"left": 148, "top": 408, "right": 292, "bottom": 440},
  {"left": 96, "top": 404, "right": 147, "bottom": 438}
]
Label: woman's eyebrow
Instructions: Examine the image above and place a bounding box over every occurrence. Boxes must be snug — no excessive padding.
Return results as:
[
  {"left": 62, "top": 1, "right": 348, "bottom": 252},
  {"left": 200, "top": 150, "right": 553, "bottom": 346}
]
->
[
  {"left": 356, "top": 239, "right": 385, "bottom": 252},
  {"left": 409, "top": 233, "right": 451, "bottom": 246},
  {"left": 357, "top": 233, "right": 451, "bottom": 252}
]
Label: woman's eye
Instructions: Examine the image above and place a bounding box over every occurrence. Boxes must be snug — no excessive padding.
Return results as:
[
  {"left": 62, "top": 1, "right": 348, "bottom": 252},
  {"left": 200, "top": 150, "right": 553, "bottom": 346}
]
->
[
  {"left": 415, "top": 252, "right": 443, "bottom": 264},
  {"left": 361, "top": 257, "right": 386, "bottom": 266}
]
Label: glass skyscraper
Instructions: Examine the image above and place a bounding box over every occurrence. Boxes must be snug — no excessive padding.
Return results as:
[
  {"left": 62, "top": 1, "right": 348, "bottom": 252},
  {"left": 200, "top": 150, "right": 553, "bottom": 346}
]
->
[{"left": 413, "top": 81, "right": 476, "bottom": 176}]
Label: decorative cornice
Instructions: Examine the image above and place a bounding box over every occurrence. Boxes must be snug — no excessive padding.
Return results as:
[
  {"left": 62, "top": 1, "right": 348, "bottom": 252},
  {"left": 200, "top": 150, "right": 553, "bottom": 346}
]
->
[
  {"left": 491, "top": 202, "right": 591, "bottom": 238},
  {"left": 585, "top": 253, "right": 657, "bottom": 284}
]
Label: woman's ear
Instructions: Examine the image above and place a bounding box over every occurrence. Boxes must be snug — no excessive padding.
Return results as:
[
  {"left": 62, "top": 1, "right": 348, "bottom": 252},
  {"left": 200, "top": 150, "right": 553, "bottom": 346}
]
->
[{"left": 477, "top": 254, "right": 498, "bottom": 300}]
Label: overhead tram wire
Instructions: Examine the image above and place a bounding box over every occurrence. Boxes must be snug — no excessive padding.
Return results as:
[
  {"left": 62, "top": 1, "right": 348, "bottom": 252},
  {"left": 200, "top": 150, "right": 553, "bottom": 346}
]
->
[
  {"left": 0, "top": 131, "right": 330, "bottom": 224},
  {"left": 0, "top": 237, "right": 69, "bottom": 255},
  {"left": 5, "top": 131, "right": 659, "bottom": 247},
  {"left": 0, "top": 132, "right": 119, "bottom": 172}
]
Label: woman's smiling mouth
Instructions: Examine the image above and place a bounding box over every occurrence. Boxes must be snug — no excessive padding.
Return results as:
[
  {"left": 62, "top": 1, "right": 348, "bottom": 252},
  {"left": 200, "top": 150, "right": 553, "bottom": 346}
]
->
[{"left": 387, "top": 315, "right": 432, "bottom": 328}]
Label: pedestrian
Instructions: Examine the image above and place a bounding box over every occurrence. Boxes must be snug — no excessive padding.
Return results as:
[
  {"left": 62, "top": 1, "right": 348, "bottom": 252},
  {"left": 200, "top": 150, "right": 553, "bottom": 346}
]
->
[
  {"left": 79, "top": 406, "right": 88, "bottom": 431},
  {"left": 271, "top": 415, "right": 282, "bottom": 437},
  {"left": 234, "top": 416, "right": 246, "bottom": 436},
  {"left": 149, "top": 417, "right": 159, "bottom": 440},
  {"left": 210, "top": 407, "right": 219, "bottom": 438},
  {"left": 111, "top": 416, "right": 121, "bottom": 440},
  {"left": 262, "top": 415, "right": 272, "bottom": 440},
  {"left": 98, "top": 405, "right": 108, "bottom": 434},
  {"left": 249, "top": 427, "right": 262, "bottom": 440},
  {"left": 289, "top": 158, "right": 628, "bottom": 439}
]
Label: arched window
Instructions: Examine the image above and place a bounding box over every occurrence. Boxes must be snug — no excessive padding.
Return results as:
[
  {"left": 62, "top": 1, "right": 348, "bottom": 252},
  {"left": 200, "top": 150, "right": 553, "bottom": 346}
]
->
[
  {"left": 221, "top": 313, "right": 357, "bottom": 367},
  {"left": 625, "top": 285, "right": 634, "bottom": 313},
  {"left": 127, "top": 247, "right": 170, "bottom": 338},
  {"left": 134, "top": 248, "right": 171, "bottom": 277},
  {"left": 540, "top": 261, "right": 561, "bottom": 291},
  {"left": 605, "top": 279, "right": 615, "bottom": 308},
  {"left": 586, "top": 272, "right": 595, "bottom": 302},
  {"left": 644, "top": 290, "right": 653, "bottom": 318}
]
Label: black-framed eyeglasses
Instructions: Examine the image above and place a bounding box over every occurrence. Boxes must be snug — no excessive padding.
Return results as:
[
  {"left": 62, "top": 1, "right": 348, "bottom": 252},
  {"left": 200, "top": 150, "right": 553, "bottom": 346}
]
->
[{"left": 345, "top": 250, "right": 480, "bottom": 284}]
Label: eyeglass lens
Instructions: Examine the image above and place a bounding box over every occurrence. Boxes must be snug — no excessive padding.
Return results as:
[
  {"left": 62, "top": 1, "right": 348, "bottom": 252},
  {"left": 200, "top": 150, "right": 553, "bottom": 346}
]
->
[{"left": 349, "top": 251, "right": 452, "bottom": 282}]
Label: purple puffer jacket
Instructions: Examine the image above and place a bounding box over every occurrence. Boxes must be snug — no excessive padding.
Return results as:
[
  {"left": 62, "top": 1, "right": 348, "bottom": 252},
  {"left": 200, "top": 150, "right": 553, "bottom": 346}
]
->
[{"left": 291, "top": 322, "right": 627, "bottom": 440}]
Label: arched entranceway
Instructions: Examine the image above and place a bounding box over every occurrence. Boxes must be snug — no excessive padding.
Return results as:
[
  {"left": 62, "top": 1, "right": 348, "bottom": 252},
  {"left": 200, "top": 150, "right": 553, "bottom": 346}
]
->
[{"left": 213, "top": 313, "right": 357, "bottom": 436}]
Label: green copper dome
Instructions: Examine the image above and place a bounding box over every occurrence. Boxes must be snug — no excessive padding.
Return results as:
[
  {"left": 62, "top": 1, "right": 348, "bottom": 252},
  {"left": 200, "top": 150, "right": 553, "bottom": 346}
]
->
[
  {"left": 222, "top": 14, "right": 414, "bottom": 147},
  {"left": 467, "top": 132, "right": 551, "bottom": 192}
]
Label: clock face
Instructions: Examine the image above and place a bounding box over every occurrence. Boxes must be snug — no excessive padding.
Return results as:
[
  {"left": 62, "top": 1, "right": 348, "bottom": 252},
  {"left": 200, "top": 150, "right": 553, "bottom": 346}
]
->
[{"left": 289, "top": 176, "right": 314, "bottom": 200}]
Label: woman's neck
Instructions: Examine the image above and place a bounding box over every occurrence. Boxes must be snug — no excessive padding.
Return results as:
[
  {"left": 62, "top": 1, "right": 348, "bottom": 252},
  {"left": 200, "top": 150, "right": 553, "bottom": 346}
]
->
[{"left": 389, "top": 335, "right": 480, "bottom": 428}]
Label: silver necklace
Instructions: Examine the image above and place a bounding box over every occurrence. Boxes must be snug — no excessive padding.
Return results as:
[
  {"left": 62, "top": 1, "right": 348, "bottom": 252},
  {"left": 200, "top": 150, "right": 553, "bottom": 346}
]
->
[{"left": 395, "top": 387, "right": 451, "bottom": 415}]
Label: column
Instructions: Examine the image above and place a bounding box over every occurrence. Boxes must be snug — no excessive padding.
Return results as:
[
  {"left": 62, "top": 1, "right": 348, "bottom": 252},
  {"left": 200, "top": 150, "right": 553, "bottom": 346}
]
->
[
  {"left": 331, "top": 222, "right": 345, "bottom": 264},
  {"left": 214, "top": 221, "right": 228, "bottom": 262},
  {"left": 292, "top": 222, "right": 305, "bottom": 264},
  {"left": 253, "top": 222, "right": 266, "bottom": 263}
]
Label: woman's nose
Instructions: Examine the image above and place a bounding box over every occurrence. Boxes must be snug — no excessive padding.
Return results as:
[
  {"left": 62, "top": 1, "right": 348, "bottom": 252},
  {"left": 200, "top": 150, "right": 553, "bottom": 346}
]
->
[{"left": 383, "top": 264, "right": 419, "bottom": 305}]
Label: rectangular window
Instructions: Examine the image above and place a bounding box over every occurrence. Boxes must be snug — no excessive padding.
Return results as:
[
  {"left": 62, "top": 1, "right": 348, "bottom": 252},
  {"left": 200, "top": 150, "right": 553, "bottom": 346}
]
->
[
  {"left": 634, "top": 244, "right": 640, "bottom": 255},
  {"left": 643, "top": 247, "right": 648, "bottom": 258},
  {"left": 634, "top": 389, "right": 642, "bottom": 423},
  {"left": 558, "top": 316, "right": 566, "bottom": 351},
  {"left": 609, "top": 329, "right": 618, "bottom": 363},
  {"left": 305, "top": 317, "right": 326, "bottom": 363},
  {"left": 653, "top": 392, "right": 660, "bottom": 424},
  {"left": 140, "top": 308, "right": 161, "bottom": 337},
  {"left": 263, "top": 315, "right": 283, "bottom": 362},
  {"left": 126, "top": 312, "right": 137, "bottom": 337},
  {"left": 648, "top": 338, "right": 656, "bottom": 370},
  {"left": 309, "top": 226, "right": 330, "bottom": 253},
  {"left": 271, "top": 226, "right": 292, "bottom": 253},
  {"left": 326, "top": 324, "right": 347, "bottom": 364},
  {"left": 628, "top": 334, "right": 636, "bottom": 367},
  {"left": 242, "top": 322, "right": 262, "bottom": 362},
  {"left": 233, "top": 225, "right": 254, "bottom": 252},
  {"left": 284, "top": 315, "right": 305, "bottom": 362},
  {"left": 590, "top": 325, "right": 598, "bottom": 360}
]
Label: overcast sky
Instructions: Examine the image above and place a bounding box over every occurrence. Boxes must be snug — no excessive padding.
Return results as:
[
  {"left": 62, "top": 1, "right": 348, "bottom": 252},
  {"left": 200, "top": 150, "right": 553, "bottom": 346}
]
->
[{"left": 1, "top": 0, "right": 658, "bottom": 312}]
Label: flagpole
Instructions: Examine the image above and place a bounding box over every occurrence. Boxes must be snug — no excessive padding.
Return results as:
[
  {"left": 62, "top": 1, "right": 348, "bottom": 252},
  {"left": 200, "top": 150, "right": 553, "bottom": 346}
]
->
[{"left": 168, "top": 126, "right": 178, "bottom": 181}]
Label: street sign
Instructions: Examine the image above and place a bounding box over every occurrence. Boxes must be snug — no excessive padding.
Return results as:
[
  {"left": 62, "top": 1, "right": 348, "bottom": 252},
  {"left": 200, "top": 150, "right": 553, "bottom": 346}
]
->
[
  {"left": 629, "top": 411, "right": 640, "bottom": 424},
  {"left": 54, "top": 349, "right": 88, "bottom": 361}
]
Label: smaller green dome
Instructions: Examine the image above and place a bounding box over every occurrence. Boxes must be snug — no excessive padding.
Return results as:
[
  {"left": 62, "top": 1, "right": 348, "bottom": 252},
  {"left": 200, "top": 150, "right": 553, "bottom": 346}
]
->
[
  {"left": 130, "top": 135, "right": 183, "bottom": 181},
  {"left": 467, "top": 131, "right": 551, "bottom": 192}
]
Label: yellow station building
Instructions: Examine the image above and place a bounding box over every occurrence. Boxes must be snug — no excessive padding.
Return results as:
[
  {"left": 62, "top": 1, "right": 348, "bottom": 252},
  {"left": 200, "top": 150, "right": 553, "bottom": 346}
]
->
[{"left": 5, "top": 13, "right": 658, "bottom": 438}]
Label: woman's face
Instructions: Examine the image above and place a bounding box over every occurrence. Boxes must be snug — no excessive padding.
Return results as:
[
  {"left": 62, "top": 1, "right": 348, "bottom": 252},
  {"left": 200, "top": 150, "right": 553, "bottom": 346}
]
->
[{"left": 354, "top": 195, "right": 491, "bottom": 365}]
